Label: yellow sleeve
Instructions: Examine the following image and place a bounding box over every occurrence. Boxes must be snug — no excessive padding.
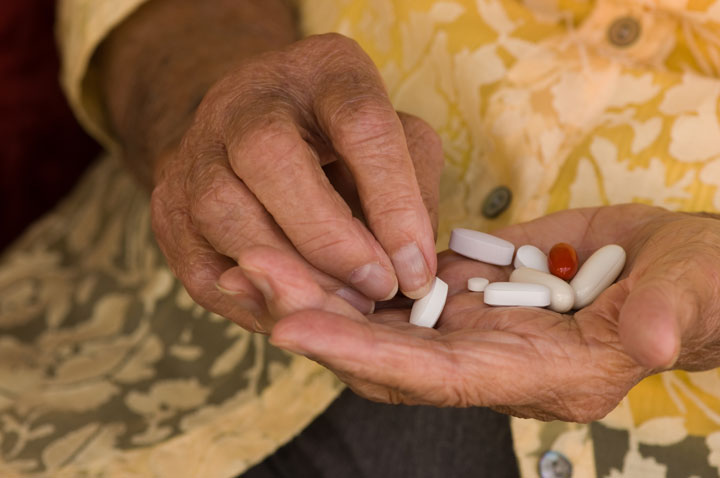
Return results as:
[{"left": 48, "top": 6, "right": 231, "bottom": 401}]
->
[{"left": 56, "top": 0, "right": 152, "bottom": 152}]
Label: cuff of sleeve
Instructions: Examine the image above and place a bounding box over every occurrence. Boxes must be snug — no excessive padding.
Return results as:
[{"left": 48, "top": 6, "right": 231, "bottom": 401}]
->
[{"left": 56, "top": 0, "right": 152, "bottom": 153}]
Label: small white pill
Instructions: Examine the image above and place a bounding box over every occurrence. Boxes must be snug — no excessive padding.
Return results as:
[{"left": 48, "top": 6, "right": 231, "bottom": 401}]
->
[
  {"left": 467, "top": 277, "right": 490, "bottom": 292},
  {"left": 483, "top": 282, "right": 551, "bottom": 307},
  {"left": 513, "top": 245, "right": 549, "bottom": 273},
  {"left": 410, "top": 277, "right": 448, "bottom": 328},
  {"left": 510, "top": 268, "right": 574, "bottom": 313},
  {"left": 449, "top": 229, "right": 515, "bottom": 266},
  {"left": 570, "top": 244, "right": 626, "bottom": 309}
]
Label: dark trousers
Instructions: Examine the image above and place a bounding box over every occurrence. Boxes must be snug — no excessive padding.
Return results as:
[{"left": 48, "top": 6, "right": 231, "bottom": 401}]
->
[{"left": 244, "top": 388, "right": 520, "bottom": 478}]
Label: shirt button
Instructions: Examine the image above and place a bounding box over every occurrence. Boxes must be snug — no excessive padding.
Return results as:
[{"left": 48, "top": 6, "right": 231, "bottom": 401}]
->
[
  {"left": 482, "top": 186, "right": 512, "bottom": 219},
  {"left": 607, "top": 16, "right": 641, "bottom": 47},
  {"left": 539, "top": 450, "right": 572, "bottom": 478}
]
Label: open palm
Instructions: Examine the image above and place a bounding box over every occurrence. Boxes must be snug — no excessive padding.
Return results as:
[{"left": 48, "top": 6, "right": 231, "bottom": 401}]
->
[{"left": 238, "top": 204, "right": 720, "bottom": 421}]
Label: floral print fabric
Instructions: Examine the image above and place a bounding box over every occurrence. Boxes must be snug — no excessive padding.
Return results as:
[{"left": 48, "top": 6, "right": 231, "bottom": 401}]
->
[{"left": 38, "top": 0, "right": 720, "bottom": 476}]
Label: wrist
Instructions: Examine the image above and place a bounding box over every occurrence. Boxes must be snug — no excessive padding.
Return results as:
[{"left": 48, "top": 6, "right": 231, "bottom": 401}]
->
[{"left": 97, "top": 0, "right": 298, "bottom": 188}]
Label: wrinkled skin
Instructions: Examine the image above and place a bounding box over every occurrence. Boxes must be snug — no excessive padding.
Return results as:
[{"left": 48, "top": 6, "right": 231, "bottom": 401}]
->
[
  {"left": 99, "top": 4, "right": 720, "bottom": 423},
  {"left": 228, "top": 204, "right": 720, "bottom": 422},
  {"left": 149, "top": 34, "right": 444, "bottom": 334}
]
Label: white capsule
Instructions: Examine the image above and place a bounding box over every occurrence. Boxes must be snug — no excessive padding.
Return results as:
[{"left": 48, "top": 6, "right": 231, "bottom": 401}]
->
[
  {"left": 410, "top": 277, "right": 448, "bottom": 328},
  {"left": 510, "top": 267, "right": 574, "bottom": 313},
  {"left": 449, "top": 229, "right": 515, "bottom": 266},
  {"left": 483, "top": 282, "right": 551, "bottom": 307},
  {"left": 467, "top": 277, "right": 490, "bottom": 292},
  {"left": 513, "top": 245, "right": 549, "bottom": 273},
  {"left": 570, "top": 244, "right": 626, "bottom": 309}
]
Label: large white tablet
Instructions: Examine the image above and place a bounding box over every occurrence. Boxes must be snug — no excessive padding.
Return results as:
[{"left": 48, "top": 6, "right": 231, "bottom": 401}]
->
[
  {"left": 449, "top": 229, "right": 515, "bottom": 266},
  {"left": 510, "top": 267, "right": 574, "bottom": 313},
  {"left": 483, "top": 282, "right": 551, "bottom": 307},
  {"left": 570, "top": 244, "right": 626, "bottom": 308},
  {"left": 409, "top": 277, "right": 448, "bottom": 328}
]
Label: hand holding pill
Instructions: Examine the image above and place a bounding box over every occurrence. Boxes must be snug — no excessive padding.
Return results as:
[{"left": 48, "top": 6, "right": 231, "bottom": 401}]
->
[
  {"left": 141, "top": 34, "right": 446, "bottom": 334},
  {"left": 266, "top": 204, "right": 720, "bottom": 423}
]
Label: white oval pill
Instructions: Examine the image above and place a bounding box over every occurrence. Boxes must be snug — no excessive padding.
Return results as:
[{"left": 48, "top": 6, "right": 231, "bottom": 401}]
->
[
  {"left": 467, "top": 277, "right": 490, "bottom": 292},
  {"left": 410, "top": 277, "right": 448, "bottom": 328},
  {"left": 510, "top": 267, "right": 574, "bottom": 313},
  {"left": 513, "top": 245, "right": 549, "bottom": 273},
  {"left": 483, "top": 282, "right": 551, "bottom": 307},
  {"left": 570, "top": 244, "right": 626, "bottom": 309},
  {"left": 449, "top": 229, "right": 515, "bottom": 266}
]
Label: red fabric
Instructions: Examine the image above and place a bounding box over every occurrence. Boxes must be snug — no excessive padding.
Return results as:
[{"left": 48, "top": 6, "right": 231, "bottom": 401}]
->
[{"left": 0, "top": 0, "right": 99, "bottom": 250}]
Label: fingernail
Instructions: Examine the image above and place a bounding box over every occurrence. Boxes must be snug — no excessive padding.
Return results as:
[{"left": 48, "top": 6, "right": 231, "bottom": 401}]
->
[
  {"left": 335, "top": 287, "right": 375, "bottom": 315},
  {"left": 391, "top": 243, "right": 432, "bottom": 299},
  {"left": 238, "top": 266, "right": 274, "bottom": 301},
  {"left": 215, "top": 283, "right": 264, "bottom": 316},
  {"left": 215, "top": 282, "right": 241, "bottom": 296},
  {"left": 348, "top": 262, "right": 398, "bottom": 301}
]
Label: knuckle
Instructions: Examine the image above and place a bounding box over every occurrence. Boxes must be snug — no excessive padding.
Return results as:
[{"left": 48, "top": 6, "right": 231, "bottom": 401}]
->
[
  {"left": 177, "top": 255, "right": 220, "bottom": 305},
  {"left": 150, "top": 186, "right": 186, "bottom": 249},
  {"left": 199, "top": 62, "right": 299, "bottom": 141},
  {"left": 240, "top": 117, "right": 300, "bottom": 157},
  {"left": 304, "top": 32, "right": 362, "bottom": 57},
  {"left": 330, "top": 97, "right": 398, "bottom": 147},
  {"left": 149, "top": 183, "right": 171, "bottom": 227},
  {"left": 187, "top": 166, "right": 239, "bottom": 226}
]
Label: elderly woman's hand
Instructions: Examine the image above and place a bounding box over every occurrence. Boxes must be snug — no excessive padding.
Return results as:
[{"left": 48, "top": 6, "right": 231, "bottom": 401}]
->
[
  {"left": 244, "top": 204, "right": 720, "bottom": 422},
  {"left": 150, "top": 33, "right": 443, "bottom": 333}
]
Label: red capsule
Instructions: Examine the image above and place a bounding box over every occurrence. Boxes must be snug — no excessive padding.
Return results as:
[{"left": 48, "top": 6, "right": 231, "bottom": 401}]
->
[{"left": 548, "top": 243, "right": 578, "bottom": 280}]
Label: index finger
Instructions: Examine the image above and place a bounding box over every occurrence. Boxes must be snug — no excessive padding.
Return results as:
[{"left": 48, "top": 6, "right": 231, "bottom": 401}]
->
[{"left": 311, "top": 36, "right": 440, "bottom": 299}]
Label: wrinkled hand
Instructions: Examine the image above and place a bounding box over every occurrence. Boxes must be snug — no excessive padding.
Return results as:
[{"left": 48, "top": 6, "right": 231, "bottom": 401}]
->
[
  {"left": 240, "top": 204, "right": 720, "bottom": 422},
  {"left": 150, "top": 33, "right": 443, "bottom": 333}
]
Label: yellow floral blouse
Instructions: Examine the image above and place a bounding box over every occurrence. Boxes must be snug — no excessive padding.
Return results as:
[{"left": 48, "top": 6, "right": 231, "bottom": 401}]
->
[{"left": 0, "top": 0, "right": 710, "bottom": 476}]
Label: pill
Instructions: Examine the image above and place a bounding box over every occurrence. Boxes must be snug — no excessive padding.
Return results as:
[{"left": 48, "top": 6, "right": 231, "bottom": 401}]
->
[
  {"left": 449, "top": 229, "right": 515, "bottom": 266},
  {"left": 410, "top": 277, "right": 448, "bottom": 328},
  {"left": 509, "top": 267, "right": 574, "bottom": 313},
  {"left": 483, "top": 282, "right": 551, "bottom": 307},
  {"left": 548, "top": 243, "right": 579, "bottom": 280},
  {"left": 467, "top": 277, "right": 490, "bottom": 292},
  {"left": 514, "top": 245, "right": 549, "bottom": 273},
  {"left": 570, "top": 244, "right": 626, "bottom": 309}
]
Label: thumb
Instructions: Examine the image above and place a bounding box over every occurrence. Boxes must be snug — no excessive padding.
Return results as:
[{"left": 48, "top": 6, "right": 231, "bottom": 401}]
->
[{"left": 617, "top": 278, "right": 694, "bottom": 370}]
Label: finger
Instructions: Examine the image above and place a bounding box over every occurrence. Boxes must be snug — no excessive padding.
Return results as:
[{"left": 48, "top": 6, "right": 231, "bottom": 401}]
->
[
  {"left": 617, "top": 277, "right": 693, "bottom": 370},
  {"left": 150, "top": 185, "right": 268, "bottom": 332},
  {"left": 236, "top": 244, "right": 453, "bottom": 405},
  {"left": 397, "top": 112, "right": 443, "bottom": 236},
  {"left": 236, "top": 245, "right": 369, "bottom": 321},
  {"left": 225, "top": 113, "right": 399, "bottom": 302},
  {"left": 181, "top": 143, "right": 374, "bottom": 314},
  {"left": 311, "top": 39, "right": 438, "bottom": 299},
  {"left": 239, "top": 244, "right": 459, "bottom": 406},
  {"left": 323, "top": 113, "right": 442, "bottom": 235}
]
